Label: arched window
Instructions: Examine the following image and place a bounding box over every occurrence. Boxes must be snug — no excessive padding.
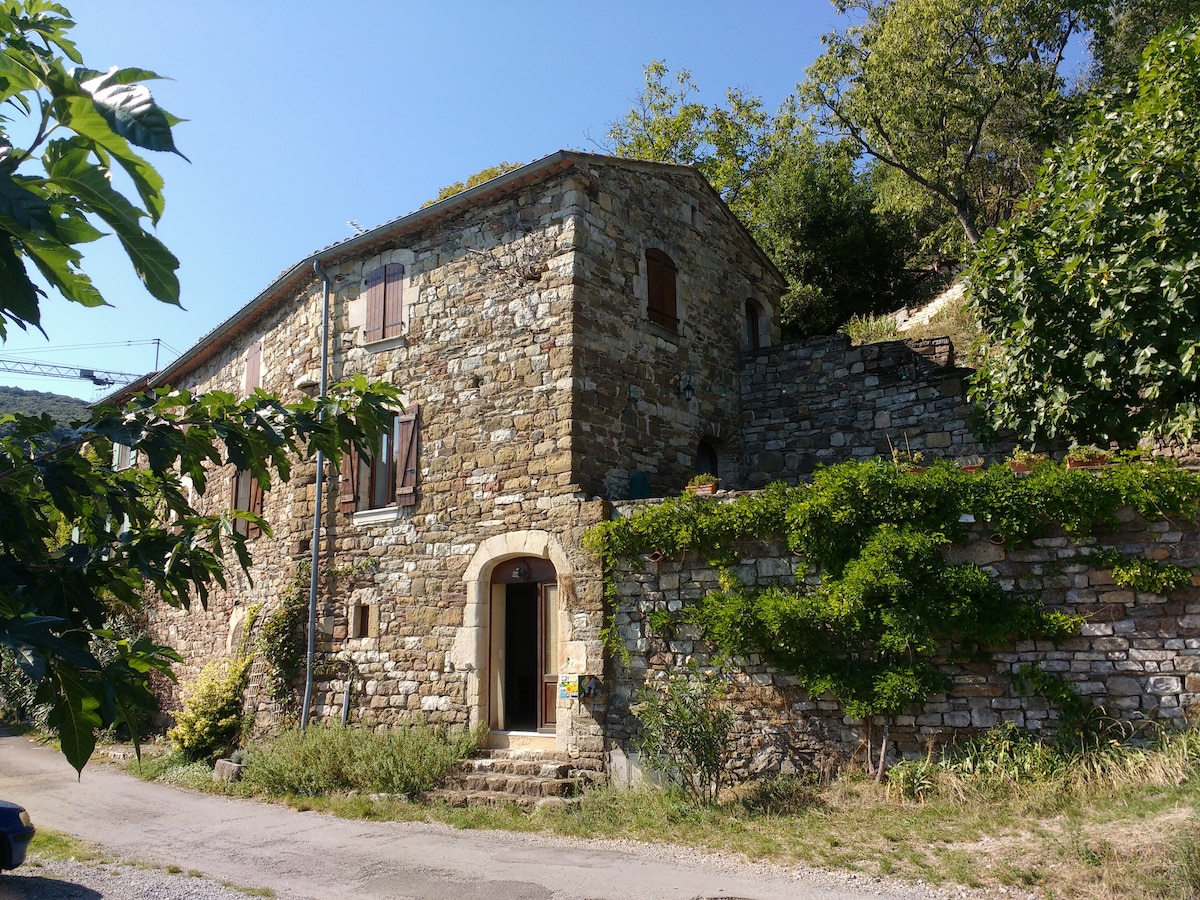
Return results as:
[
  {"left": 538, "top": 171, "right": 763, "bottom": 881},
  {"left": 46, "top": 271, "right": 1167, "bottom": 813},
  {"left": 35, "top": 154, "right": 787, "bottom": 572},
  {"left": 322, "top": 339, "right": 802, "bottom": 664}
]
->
[
  {"left": 646, "top": 249, "right": 678, "bottom": 331},
  {"left": 745, "top": 299, "right": 764, "bottom": 350},
  {"left": 696, "top": 441, "right": 719, "bottom": 479}
]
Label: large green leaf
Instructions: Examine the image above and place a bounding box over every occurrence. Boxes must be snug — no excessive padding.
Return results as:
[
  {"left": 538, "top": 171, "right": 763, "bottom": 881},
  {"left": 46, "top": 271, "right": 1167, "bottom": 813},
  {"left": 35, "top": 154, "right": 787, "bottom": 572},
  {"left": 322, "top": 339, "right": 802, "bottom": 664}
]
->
[
  {"left": 20, "top": 228, "right": 106, "bottom": 307},
  {"left": 0, "top": 235, "right": 42, "bottom": 331},
  {"left": 44, "top": 143, "right": 179, "bottom": 303},
  {"left": 42, "top": 663, "right": 101, "bottom": 775},
  {"left": 76, "top": 67, "right": 186, "bottom": 159},
  {"left": 0, "top": 172, "right": 54, "bottom": 232},
  {"left": 55, "top": 96, "right": 167, "bottom": 221}
]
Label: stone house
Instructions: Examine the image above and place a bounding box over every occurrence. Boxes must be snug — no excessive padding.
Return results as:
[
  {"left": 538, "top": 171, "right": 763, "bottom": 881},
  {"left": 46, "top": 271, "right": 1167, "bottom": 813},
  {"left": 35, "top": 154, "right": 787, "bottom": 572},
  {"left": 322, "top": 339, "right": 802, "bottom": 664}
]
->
[
  {"left": 135, "top": 151, "right": 787, "bottom": 764},
  {"left": 128, "top": 149, "right": 1200, "bottom": 782}
]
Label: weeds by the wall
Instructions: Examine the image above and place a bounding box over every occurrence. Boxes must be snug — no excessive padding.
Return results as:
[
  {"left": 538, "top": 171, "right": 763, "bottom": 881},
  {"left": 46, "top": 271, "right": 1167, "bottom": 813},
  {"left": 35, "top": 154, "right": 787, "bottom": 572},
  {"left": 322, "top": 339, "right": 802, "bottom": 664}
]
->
[{"left": 241, "top": 721, "right": 484, "bottom": 796}]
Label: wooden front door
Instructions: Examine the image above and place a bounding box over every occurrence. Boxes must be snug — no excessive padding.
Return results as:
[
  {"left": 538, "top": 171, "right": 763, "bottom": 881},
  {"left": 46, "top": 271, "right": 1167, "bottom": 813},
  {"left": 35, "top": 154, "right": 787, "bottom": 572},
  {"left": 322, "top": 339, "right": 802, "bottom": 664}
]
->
[{"left": 489, "top": 558, "right": 559, "bottom": 732}]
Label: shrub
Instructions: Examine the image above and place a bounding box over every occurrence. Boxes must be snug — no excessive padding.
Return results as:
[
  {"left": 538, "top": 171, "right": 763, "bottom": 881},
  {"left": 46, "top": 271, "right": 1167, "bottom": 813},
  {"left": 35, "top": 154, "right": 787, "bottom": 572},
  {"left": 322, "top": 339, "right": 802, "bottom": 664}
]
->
[
  {"left": 242, "top": 721, "right": 483, "bottom": 796},
  {"left": 632, "top": 668, "right": 734, "bottom": 805},
  {"left": 168, "top": 656, "right": 253, "bottom": 762}
]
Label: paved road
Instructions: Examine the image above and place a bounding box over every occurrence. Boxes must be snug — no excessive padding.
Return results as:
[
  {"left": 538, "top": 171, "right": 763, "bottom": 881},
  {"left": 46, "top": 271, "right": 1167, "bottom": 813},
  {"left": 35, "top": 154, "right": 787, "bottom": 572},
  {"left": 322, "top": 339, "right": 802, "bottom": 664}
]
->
[{"left": 0, "top": 733, "right": 940, "bottom": 900}]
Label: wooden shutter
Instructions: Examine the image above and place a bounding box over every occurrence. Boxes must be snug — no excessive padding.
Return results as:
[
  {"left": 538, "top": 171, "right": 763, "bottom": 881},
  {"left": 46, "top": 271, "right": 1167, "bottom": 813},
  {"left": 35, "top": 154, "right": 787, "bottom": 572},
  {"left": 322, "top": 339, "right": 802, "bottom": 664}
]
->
[
  {"left": 364, "top": 266, "right": 386, "bottom": 342},
  {"left": 230, "top": 471, "right": 248, "bottom": 537},
  {"left": 382, "top": 263, "right": 405, "bottom": 339},
  {"left": 247, "top": 477, "right": 264, "bottom": 539},
  {"left": 394, "top": 405, "right": 419, "bottom": 508},
  {"left": 646, "top": 249, "right": 677, "bottom": 330},
  {"left": 245, "top": 339, "right": 263, "bottom": 393},
  {"left": 339, "top": 447, "right": 359, "bottom": 514}
]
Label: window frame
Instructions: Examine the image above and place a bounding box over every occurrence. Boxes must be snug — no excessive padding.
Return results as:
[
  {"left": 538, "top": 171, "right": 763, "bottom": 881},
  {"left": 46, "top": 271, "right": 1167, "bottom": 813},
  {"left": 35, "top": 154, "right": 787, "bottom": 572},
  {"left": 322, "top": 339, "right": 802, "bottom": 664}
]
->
[
  {"left": 340, "top": 405, "right": 419, "bottom": 515},
  {"left": 363, "top": 263, "right": 406, "bottom": 343}
]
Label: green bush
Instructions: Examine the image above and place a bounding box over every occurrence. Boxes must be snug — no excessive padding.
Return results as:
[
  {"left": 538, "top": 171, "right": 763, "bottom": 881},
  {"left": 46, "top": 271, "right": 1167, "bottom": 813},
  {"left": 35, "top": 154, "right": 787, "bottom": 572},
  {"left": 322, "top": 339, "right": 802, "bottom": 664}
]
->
[
  {"left": 632, "top": 668, "right": 734, "bottom": 805},
  {"left": 242, "top": 721, "right": 483, "bottom": 796},
  {"left": 168, "top": 656, "right": 253, "bottom": 762}
]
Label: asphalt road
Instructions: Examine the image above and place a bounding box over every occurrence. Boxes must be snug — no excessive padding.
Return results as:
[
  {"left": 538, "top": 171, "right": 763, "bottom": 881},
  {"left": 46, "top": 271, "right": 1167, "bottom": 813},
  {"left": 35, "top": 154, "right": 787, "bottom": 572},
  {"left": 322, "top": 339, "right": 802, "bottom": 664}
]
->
[{"left": 0, "top": 733, "right": 943, "bottom": 900}]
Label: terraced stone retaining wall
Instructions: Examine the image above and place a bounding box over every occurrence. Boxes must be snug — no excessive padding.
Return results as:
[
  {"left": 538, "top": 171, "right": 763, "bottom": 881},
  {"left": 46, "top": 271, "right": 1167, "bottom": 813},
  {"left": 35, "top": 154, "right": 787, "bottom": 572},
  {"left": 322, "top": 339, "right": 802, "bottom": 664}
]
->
[{"left": 605, "top": 508, "right": 1200, "bottom": 777}]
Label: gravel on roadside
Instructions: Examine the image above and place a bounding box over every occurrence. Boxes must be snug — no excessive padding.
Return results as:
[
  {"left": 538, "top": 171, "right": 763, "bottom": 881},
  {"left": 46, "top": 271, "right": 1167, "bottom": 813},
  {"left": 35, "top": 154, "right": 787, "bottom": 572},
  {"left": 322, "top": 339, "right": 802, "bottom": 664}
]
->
[{"left": 0, "top": 855, "right": 262, "bottom": 900}]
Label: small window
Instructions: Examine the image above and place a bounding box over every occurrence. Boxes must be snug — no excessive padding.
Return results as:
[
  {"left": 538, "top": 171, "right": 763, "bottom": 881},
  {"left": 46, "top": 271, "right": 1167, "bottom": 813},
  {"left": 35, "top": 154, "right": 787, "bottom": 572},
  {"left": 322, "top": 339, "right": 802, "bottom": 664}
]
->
[
  {"left": 351, "top": 603, "right": 372, "bottom": 639},
  {"left": 696, "top": 441, "right": 719, "bottom": 480},
  {"left": 364, "top": 263, "right": 405, "bottom": 342},
  {"left": 646, "top": 249, "right": 677, "bottom": 331},
  {"left": 230, "top": 469, "right": 264, "bottom": 538},
  {"left": 340, "top": 406, "right": 420, "bottom": 513},
  {"left": 745, "top": 300, "right": 763, "bottom": 350},
  {"left": 112, "top": 442, "right": 134, "bottom": 471}
]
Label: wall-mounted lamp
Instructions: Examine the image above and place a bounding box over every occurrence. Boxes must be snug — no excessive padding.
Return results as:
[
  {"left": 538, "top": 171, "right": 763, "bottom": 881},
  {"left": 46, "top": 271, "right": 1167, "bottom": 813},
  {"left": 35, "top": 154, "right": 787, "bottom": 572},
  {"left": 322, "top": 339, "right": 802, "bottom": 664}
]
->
[
  {"left": 670, "top": 373, "right": 695, "bottom": 402},
  {"left": 511, "top": 563, "right": 530, "bottom": 581}
]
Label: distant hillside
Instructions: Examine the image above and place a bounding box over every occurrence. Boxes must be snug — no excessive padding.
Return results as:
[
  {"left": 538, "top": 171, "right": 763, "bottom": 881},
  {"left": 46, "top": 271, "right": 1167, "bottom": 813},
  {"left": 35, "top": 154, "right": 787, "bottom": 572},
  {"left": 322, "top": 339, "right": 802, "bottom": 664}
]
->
[{"left": 0, "top": 385, "right": 90, "bottom": 426}]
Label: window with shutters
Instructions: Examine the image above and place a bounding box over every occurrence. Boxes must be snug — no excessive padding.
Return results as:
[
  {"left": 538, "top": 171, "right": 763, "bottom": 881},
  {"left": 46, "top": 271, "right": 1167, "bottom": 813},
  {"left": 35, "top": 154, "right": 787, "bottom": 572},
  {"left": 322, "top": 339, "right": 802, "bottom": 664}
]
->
[
  {"left": 340, "top": 406, "right": 419, "bottom": 514},
  {"left": 646, "top": 249, "right": 678, "bottom": 331},
  {"left": 230, "top": 469, "right": 264, "bottom": 538},
  {"left": 363, "top": 263, "right": 405, "bottom": 343}
]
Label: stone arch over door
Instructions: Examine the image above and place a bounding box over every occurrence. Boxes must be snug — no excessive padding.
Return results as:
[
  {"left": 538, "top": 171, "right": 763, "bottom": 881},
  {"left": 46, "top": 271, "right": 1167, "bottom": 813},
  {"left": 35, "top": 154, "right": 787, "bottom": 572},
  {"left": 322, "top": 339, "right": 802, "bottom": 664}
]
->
[{"left": 454, "top": 531, "right": 573, "bottom": 742}]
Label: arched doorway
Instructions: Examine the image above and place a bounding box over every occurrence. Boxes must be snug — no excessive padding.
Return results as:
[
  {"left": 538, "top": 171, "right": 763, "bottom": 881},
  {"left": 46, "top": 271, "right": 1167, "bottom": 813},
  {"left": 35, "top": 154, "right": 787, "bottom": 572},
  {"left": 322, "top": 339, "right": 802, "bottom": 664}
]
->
[{"left": 488, "top": 556, "right": 559, "bottom": 732}]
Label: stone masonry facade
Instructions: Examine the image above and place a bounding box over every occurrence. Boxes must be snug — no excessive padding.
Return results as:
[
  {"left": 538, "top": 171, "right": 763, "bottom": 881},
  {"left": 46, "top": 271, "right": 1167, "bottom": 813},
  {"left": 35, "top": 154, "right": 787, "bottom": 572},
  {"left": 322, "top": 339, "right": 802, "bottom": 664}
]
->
[{"left": 137, "top": 149, "right": 1200, "bottom": 781}]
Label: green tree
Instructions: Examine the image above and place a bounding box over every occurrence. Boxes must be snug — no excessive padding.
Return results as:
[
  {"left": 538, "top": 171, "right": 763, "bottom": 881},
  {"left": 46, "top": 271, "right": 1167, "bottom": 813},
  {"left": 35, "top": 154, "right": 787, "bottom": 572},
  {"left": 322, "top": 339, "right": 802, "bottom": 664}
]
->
[
  {"left": 0, "top": 380, "right": 399, "bottom": 772},
  {"left": 752, "top": 138, "right": 916, "bottom": 337},
  {"left": 423, "top": 161, "right": 526, "bottom": 207},
  {"left": 802, "top": 0, "right": 1088, "bottom": 246},
  {"left": 0, "top": 1, "right": 186, "bottom": 336},
  {"left": 0, "top": 4, "right": 401, "bottom": 772},
  {"left": 1087, "top": 0, "right": 1200, "bottom": 88},
  {"left": 969, "top": 21, "right": 1200, "bottom": 445}
]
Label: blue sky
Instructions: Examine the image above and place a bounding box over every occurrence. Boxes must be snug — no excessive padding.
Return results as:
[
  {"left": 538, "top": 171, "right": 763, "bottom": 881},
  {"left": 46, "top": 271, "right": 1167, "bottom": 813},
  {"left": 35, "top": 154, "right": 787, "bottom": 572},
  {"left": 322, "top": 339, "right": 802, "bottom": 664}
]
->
[{"left": 3, "top": 1, "right": 840, "bottom": 398}]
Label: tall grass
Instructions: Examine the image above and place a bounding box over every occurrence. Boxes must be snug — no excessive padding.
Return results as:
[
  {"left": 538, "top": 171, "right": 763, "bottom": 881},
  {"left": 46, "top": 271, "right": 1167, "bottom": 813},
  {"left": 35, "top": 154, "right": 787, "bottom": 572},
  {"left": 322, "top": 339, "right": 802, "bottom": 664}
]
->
[{"left": 241, "top": 722, "right": 483, "bottom": 796}]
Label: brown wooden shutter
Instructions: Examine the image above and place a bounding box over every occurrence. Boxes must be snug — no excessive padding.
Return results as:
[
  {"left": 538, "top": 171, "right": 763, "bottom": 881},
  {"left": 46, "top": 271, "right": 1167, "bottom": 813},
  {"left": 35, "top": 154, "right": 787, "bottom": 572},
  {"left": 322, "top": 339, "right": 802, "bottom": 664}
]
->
[
  {"left": 231, "top": 470, "right": 248, "bottom": 537},
  {"left": 646, "top": 249, "right": 677, "bottom": 330},
  {"left": 339, "top": 447, "right": 359, "bottom": 514},
  {"left": 245, "top": 340, "right": 263, "bottom": 392},
  {"left": 382, "top": 263, "right": 405, "bottom": 339},
  {"left": 247, "top": 478, "right": 264, "bottom": 539},
  {"left": 394, "top": 405, "right": 419, "bottom": 507},
  {"left": 364, "top": 266, "right": 385, "bottom": 342}
]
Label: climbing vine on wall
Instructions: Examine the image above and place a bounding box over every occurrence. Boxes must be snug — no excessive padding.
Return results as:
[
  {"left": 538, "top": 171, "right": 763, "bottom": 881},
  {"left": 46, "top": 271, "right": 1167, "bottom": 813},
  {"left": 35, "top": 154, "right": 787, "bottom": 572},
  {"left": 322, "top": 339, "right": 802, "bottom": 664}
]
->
[{"left": 586, "top": 457, "right": 1200, "bottom": 721}]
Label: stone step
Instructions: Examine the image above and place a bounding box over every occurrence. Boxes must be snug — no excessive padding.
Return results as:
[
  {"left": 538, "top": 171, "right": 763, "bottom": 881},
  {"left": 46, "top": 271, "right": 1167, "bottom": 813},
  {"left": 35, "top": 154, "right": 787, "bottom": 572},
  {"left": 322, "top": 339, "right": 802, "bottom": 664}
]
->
[
  {"left": 441, "top": 771, "right": 582, "bottom": 798},
  {"left": 459, "top": 758, "right": 573, "bottom": 778},
  {"left": 429, "top": 747, "right": 601, "bottom": 810},
  {"left": 425, "top": 788, "right": 581, "bottom": 812}
]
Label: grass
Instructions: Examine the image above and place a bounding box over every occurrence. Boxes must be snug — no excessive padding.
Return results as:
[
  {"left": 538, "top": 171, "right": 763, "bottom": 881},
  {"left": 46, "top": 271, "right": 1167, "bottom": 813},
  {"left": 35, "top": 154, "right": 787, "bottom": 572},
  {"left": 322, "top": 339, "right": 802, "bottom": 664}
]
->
[
  {"left": 108, "top": 722, "right": 1200, "bottom": 899},
  {"left": 840, "top": 292, "right": 987, "bottom": 369}
]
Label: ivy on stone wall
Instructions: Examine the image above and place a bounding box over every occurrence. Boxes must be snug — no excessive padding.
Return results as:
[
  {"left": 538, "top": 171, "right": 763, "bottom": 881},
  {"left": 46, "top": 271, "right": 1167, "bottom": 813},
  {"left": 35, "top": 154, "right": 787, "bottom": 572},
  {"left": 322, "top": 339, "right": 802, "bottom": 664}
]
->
[{"left": 586, "top": 457, "right": 1200, "bottom": 720}]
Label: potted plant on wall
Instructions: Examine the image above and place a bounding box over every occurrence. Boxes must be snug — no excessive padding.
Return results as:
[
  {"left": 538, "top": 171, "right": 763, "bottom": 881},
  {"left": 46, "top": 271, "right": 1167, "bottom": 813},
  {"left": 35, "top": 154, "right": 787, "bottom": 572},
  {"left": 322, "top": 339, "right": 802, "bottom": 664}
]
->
[
  {"left": 1065, "top": 445, "right": 1113, "bottom": 469},
  {"left": 1007, "top": 448, "right": 1048, "bottom": 474},
  {"left": 686, "top": 473, "right": 720, "bottom": 496}
]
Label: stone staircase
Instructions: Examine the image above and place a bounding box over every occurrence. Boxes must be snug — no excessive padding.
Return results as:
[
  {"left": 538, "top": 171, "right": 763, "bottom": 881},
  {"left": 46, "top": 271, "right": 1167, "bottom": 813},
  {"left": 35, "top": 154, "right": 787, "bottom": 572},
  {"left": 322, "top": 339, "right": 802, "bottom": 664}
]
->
[{"left": 426, "top": 748, "right": 605, "bottom": 810}]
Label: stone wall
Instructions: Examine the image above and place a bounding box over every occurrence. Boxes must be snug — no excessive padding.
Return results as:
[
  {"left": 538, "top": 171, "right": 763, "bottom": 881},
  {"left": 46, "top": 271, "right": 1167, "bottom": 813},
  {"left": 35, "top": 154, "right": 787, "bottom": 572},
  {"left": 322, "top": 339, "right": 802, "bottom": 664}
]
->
[
  {"left": 739, "top": 334, "right": 999, "bottom": 488},
  {"left": 569, "top": 158, "right": 785, "bottom": 500},
  {"left": 606, "top": 510, "right": 1200, "bottom": 776}
]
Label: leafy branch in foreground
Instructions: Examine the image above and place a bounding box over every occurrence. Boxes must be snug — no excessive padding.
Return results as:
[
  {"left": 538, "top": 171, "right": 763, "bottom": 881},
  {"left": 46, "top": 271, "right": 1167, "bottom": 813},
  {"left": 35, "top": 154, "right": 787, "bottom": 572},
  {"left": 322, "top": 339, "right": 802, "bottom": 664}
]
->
[
  {"left": 0, "top": 1, "right": 189, "bottom": 335},
  {"left": 0, "top": 376, "right": 399, "bottom": 772}
]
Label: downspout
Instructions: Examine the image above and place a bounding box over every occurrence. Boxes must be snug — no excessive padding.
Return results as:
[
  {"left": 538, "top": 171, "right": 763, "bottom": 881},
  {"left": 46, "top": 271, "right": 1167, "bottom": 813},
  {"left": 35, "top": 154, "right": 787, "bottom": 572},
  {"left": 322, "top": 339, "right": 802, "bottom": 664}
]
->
[{"left": 301, "top": 259, "right": 332, "bottom": 731}]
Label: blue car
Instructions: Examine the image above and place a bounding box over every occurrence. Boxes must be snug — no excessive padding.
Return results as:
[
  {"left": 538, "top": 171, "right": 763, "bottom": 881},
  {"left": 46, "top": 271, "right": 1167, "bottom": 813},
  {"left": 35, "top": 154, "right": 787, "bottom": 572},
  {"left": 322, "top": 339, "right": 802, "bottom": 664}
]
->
[{"left": 0, "top": 801, "right": 34, "bottom": 871}]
